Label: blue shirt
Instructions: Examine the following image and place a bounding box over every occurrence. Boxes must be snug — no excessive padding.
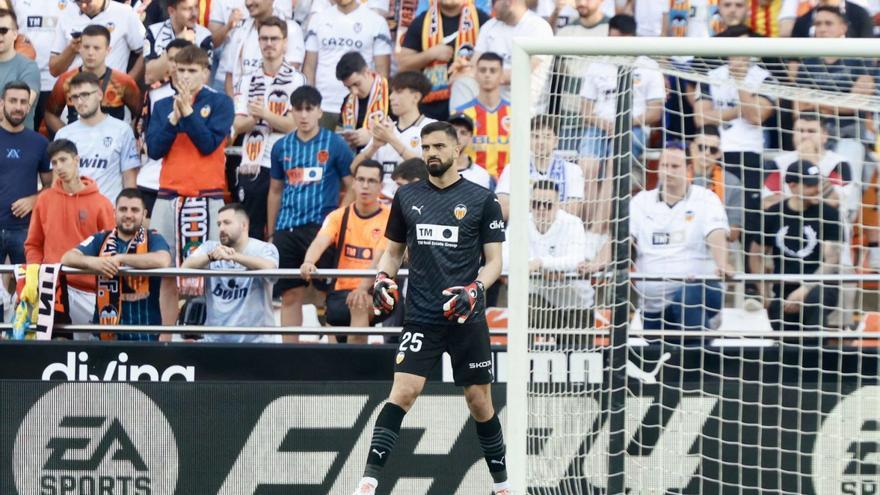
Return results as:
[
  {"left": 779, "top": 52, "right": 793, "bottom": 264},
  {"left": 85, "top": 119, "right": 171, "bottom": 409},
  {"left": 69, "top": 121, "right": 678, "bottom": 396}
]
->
[
  {"left": 0, "top": 126, "right": 50, "bottom": 228},
  {"left": 77, "top": 229, "right": 170, "bottom": 340},
  {"left": 270, "top": 128, "right": 353, "bottom": 230}
]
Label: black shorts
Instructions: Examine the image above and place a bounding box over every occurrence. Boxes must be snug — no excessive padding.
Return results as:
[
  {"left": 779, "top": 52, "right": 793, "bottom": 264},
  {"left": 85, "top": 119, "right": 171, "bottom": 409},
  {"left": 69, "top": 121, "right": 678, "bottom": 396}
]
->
[
  {"left": 394, "top": 321, "right": 493, "bottom": 386},
  {"left": 137, "top": 187, "right": 158, "bottom": 218},
  {"left": 274, "top": 224, "right": 332, "bottom": 292}
]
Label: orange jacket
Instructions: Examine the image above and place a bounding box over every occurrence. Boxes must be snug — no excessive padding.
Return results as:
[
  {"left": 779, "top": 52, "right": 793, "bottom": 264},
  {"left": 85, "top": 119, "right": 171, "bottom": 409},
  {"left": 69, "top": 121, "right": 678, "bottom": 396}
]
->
[{"left": 25, "top": 176, "right": 115, "bottom": 292}]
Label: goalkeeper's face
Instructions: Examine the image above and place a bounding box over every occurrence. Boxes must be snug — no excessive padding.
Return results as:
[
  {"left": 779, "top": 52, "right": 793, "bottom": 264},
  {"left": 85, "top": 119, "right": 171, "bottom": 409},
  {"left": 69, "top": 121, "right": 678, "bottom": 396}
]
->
[{"left": 421, "top": 130, "right": 459, "bottom": 177}]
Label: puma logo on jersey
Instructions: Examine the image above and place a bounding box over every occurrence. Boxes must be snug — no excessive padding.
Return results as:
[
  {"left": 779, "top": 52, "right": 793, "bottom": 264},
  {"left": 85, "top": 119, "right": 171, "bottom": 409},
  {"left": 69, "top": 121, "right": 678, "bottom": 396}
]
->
[
  {"left": 411, "top": 205, "right": 424, "bottom": 215},
  {"left": 371, "top": 449, "right": 386, "bottom": 459},
  {"left": 490, "top": 457, "right": 505, "bottom": 466}
]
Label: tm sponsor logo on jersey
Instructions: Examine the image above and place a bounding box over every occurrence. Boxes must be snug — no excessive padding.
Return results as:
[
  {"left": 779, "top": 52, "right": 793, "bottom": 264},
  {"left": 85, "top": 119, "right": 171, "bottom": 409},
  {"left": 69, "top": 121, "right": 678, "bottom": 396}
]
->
[
  {"left": 42, "top": 351, "right": 195, "bottom": 382},
  {"left": 13, "top": 384, "right": 179, "bottom": 495},
  {"left": 415, "top": 224, "right": 459, "bottom": 247}
]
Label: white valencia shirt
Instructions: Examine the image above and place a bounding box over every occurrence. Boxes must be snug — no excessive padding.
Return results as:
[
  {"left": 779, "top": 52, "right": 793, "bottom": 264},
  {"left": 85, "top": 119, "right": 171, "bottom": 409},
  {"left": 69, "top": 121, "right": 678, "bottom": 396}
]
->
[{"left": 630, "top": 185, "right": 729, "bottom": 313}]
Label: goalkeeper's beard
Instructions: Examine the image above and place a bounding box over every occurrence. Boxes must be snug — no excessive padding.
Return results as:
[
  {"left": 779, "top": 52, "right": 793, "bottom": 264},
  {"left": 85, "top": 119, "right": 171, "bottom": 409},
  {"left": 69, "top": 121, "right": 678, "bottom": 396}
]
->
[{"left": 427, "top": 157, "right": 454, "bottom": 177}]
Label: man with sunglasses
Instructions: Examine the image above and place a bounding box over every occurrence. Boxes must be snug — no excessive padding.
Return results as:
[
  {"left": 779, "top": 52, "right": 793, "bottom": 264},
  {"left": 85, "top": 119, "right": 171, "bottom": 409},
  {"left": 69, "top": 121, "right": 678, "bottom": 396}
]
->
[
  {"left": 0, "top": 9, "right": 40, "bottom": 129},
  {"left": 523, "top": 179, "right": 600, "bottom": 330},
  {"left": 689, "top": 125, "right": 744, "bottom": 243}
]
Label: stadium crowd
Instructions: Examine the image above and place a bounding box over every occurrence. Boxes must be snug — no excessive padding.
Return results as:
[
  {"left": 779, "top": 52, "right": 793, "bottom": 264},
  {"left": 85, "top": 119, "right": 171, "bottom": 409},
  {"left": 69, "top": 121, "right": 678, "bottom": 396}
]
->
[{"left": 0, "top": 0, "right": 878, "bottom": 340}]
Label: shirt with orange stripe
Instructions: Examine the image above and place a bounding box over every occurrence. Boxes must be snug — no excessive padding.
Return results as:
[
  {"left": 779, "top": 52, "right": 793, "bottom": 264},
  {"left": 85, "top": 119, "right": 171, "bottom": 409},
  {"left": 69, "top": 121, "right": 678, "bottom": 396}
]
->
[
  {"left": 454, "top": 98, "right": 511, "bottom": 178},
  {"left": 318, "top": 203, "right": 390, "bottom": 291},
  {"left": 748, "top": 0, "right": 783, "bottom": 37}
]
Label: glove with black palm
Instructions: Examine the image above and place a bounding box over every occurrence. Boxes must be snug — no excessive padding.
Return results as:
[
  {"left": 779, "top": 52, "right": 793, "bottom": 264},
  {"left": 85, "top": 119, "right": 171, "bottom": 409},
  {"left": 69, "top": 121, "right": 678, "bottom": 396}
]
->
[
  {"left": 371, "top": 271, "right": 399, "bottom": 316},
  {"left": 442, "top": 280, "right": 485, "bottom": 324}
]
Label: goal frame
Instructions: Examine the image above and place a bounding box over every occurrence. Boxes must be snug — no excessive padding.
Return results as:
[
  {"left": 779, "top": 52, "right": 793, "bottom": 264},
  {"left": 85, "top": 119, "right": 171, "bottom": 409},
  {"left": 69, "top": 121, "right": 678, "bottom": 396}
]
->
[{"left": 506, "top": 36, "right": 880, "bottom": 494}]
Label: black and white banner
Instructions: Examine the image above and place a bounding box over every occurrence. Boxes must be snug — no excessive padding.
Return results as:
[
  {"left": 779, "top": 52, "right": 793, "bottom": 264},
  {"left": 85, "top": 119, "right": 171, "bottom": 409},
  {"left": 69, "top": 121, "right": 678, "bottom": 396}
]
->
[{"left": 2, "top": 344, "right": 880, "bottom": 494}]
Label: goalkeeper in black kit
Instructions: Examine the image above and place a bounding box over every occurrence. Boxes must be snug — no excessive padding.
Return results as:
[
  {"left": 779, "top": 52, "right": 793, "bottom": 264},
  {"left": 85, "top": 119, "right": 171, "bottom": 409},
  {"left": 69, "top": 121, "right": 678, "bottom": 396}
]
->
[{"left": 352, "top": 121, "right": 509, "bottom": 495}]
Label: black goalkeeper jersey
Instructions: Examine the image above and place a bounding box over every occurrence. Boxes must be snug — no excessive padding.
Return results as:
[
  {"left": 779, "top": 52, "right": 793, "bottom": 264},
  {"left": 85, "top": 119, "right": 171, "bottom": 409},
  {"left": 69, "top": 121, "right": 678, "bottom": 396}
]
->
[{"left": 385, "top": 178, "right": 506, "bottom": 325}]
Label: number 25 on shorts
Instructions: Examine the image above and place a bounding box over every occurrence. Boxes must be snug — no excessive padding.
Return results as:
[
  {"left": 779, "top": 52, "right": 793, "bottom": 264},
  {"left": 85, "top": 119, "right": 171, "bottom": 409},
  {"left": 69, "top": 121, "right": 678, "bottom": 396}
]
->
[{"left": 398, "top": 332, "right": 424, "bottom": 353}]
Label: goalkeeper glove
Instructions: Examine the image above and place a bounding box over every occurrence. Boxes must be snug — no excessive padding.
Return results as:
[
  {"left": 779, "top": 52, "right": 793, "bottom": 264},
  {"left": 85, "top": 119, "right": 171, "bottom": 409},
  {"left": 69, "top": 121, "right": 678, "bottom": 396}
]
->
[
  {"left": 442, "top": 280, "right": 485, "bottom": 324},
  {"left": 372, "top": 271, "right": 399, "bottom": 316}
]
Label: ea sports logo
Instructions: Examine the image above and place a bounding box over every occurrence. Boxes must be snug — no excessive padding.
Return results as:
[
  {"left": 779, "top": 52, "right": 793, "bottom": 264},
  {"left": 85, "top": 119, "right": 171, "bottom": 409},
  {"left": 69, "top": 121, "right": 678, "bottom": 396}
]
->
[
  {"left": 14, "top": 383, "right": 179, "bottom": 495},
  {"left": 813, "top": 386, "right": 880, "bottom": 495}
]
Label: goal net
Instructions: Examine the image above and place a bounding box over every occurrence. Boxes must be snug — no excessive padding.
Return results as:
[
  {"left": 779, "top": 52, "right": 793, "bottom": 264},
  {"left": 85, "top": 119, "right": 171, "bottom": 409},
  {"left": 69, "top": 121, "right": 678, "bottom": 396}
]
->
[{"left": 505, "top": 37, "right": 880, "bottom": 495}]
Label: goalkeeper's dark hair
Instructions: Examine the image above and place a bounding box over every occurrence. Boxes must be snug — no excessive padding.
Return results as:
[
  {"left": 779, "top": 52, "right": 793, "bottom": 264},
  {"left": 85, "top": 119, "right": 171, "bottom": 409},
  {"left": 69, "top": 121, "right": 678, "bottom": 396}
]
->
[
  {"left": 697, "top": 125, "right": 720, "bottom": 138},
  {"left": 530, "top": 114, "right": 558, "bottom": 135},
  {"left": 609, "top": 14, "right": 636, "bottom": 36},
  {"left": 336, "top": 51, "right": 368, "bottom": 81},
  {"left": 392, "top": 158, "right": 428, "bottom": 182},
  {"left": 47, "top": 139, "right": 78, "bottom": 160},
  {"left": 420, "top": 121, "right": 458, "bottom": 142}
]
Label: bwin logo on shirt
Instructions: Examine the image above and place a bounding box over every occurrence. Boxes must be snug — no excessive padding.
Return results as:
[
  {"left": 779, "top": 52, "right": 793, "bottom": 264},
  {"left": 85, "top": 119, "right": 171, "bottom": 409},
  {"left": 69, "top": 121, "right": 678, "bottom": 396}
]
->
[
  {"left": 213, "top": 279, "right": 249, "bottom": 301},
  {"left": 80, "top": 157, "right": 109, "bottom": 169}
]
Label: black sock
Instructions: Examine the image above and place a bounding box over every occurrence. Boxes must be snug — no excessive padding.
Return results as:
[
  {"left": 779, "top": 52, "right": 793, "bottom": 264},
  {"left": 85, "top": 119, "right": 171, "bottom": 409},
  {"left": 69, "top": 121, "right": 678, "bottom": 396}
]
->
[
  {"left": 475, "top": 414, "right": 508, "bottom": 483},
  {"left": 364, "top": 402, "right": 407, "bottom": 479}
]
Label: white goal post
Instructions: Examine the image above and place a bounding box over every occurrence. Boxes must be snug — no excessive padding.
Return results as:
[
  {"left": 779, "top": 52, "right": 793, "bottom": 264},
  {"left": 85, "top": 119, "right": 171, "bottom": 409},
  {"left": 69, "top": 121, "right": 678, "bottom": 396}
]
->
[{"left": 506, "top": 36, "right": 880, "bottom": 495}]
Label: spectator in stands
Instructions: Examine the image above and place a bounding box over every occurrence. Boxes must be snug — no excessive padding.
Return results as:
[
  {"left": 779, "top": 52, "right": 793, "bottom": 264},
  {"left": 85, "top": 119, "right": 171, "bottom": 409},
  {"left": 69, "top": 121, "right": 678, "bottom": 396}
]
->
[
  {"left": 136, "top": 38, "right": 192, "bottom": 223},
  {"left": 26, "top": 139, "right": 115, "bottom": 327},
  {"left": 183, "top": 203, "right": 281, "bottom": 343},
  {"left": 220, "top": 0, "right": 304, "bottom": 95},
  {"left": 396, "top": 0, "right": 491, "bottom": 120},
  {"left": 267, "top": 85, "right": 353, "bottom": 343},
  {"left": 718, "top": 0, "right": 749, "bottom": 29},
  {"left": 448, "top": 114, "right": 493, "bottom": 189},
  {"left": 579, "top": 14, "right": 664, "bottom": 163},
  {"left": 61, "top": 188, "right": 172, "bottom": 341},
  {"left": 496, "top": 116, "right": 584, "bottom": 220},
  {"left": 300, "top": 160, "right": 389, "bottom": 344},
  {"left": 743, "top": 0, "right": 786, "bottom": 37},
  {"left": 474, "top": 0, "right": 553, "bottom": 114},
  {"left": 791, "top": 0, "right": 874, "bottom": 37},
  {"left": 303, "top": 0, "right": 391, "bottom": 129},
  {"left": 453, "top": 52, "right": 510, "bottom": 180},
  {"left": 350, "top": 71, "right": 435, "bottom": 199},
  {"left": 10, "top": 0, "right": 67, "bottom": 131},
  {"left": 145, "top": 45, "right": 233, "bottom": 325},
  {"left": 689, "top": 125, "right": 744, "bottom": 242},
  {"left": 763, "top": 114, "right": 857, "bottom": 220},
  {"left": 45, "top": 25, "right": 141, "bottom": 134},
  {"left": 144, "top": 0, "right": 214, "bottom": 85},
  {"left": 524, "top": 179, "right": 595, "bottom": 329},
  {"left": 631, "top": 146, "right": 732, "bottom": 331},
  {"left": 391, "top": 157, "right": 428, "bottom": 187},
  {"left": 55, "top": 72, "right": 140, "bottom": 204},
  {"left": 232, "top": 17, "right": 306, "bottom": 240},
  {"left": 336, "top": 51, "right": 389, "bottom": 150},
  {"left": 619, "top": 0, "right": 669, "bottom": 36},
  {"left": 694, "top": 25, "right": 776, "bottom": 222},
  {"left": 0, "top": 9, "right": 40, "bottom": 129},
  {"left": 0, "top": 81, "right": 52, "bottom": 270},
  {"left": 667, "top": 0, "right": 723, "bottom": 37},
  {"left": 558, "top": 0, "right": 610, "bottom": 37},
  {"left": 49, "top": 0, "right": 145, "bottom": 81},
  {"left": 750, "top": 160, "right": 843, "bottom": 331},
  {"left": 795, "top": 6, "right": 875, "bottom": 142}
]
